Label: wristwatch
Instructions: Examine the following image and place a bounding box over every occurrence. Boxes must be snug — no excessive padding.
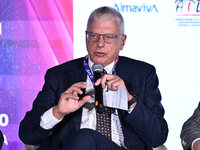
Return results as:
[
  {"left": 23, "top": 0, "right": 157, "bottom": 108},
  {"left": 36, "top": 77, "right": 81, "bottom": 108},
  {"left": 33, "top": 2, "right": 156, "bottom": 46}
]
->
[{"left": 128, "top": 94, "right": 137, "bottom": 107}]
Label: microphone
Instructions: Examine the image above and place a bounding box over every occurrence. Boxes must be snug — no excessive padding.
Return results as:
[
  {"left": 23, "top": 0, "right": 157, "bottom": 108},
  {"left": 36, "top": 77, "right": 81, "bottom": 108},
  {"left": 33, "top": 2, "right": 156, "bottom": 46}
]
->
[{"left": 92, "top": 63, "right": 104, "bottom": 111}]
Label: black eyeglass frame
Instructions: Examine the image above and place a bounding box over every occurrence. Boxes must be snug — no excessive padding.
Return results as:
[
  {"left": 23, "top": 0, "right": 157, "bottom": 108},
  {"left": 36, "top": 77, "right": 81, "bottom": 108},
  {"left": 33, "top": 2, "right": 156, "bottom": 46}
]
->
[{"left": 85, "top": 31, "right": 124, "bottom": 44}]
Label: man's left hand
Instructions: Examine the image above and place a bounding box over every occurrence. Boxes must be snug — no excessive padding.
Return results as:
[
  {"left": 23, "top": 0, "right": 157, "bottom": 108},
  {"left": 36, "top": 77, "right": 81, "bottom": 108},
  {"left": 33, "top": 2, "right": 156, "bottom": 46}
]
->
[{"left": 94, "top": 74, "right": 133, "bottom": 100}]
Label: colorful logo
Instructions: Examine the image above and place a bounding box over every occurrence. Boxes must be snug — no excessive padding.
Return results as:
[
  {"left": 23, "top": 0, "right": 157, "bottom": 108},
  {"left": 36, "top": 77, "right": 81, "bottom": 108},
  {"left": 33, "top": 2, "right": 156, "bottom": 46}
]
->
[
  {"left": 114, "top": 3, "right": 158, "bottom": 13},
  {"left": 175, "top": 0, "right": 200, "bottom": 26},
  {"left": 175, "top": 0, "right": 200, "bottom": 15}
]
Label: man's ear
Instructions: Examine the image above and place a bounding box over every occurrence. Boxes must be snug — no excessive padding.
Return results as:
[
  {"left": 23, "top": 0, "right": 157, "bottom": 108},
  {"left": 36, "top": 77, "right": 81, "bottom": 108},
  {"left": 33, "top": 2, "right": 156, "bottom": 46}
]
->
[{"left": 120, "top": 35, "right": 127, "bottom": 50}]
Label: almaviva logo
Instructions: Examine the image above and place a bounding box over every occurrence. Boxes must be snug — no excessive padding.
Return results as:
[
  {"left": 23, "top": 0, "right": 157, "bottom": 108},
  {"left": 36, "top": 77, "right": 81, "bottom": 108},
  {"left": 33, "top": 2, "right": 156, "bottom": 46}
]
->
[{"left": 114, "top": 3, "right": 158, "bottom": 13}]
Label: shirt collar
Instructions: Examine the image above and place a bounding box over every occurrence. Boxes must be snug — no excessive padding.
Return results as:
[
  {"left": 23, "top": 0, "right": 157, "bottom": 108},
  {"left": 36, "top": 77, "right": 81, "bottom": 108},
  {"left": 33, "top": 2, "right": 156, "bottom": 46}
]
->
[{"left": 88, "top": 57, "right": 115, "bottom": 74}]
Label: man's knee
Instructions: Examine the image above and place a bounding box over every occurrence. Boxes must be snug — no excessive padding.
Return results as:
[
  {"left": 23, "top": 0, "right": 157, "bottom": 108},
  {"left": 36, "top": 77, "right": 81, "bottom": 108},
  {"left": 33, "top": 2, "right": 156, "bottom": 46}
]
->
[
  {"left": 75, "top": 128, "right": 99, "bottom": 142},
  {"left": 62, "top": 129, "right": 98, "bottom": 150}
]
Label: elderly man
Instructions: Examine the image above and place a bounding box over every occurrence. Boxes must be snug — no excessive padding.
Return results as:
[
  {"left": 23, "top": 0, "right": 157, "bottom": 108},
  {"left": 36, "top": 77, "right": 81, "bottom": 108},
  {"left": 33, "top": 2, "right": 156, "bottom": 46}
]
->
[{"left": 19, "top": 6, "right": 168, "bottom": 150}]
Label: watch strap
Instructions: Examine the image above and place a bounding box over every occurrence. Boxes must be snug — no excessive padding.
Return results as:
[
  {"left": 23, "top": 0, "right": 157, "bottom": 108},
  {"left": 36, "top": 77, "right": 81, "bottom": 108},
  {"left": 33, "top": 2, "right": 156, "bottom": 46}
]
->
[{"left": 128, "top": 95, "right": 137, "bottom": 107}]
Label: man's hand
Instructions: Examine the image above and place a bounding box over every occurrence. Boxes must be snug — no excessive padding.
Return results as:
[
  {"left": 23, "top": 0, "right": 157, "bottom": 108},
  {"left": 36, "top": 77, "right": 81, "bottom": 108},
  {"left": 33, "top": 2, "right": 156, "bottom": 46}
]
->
[
  {"left": 53, "top": 82, "right": 91, "bottom": 120},
  {"left": 94, "top": 74, "right": 133, "bottom": 100},
  {"left": 194, "top": 140, "right": 200, "bottom": 150}
]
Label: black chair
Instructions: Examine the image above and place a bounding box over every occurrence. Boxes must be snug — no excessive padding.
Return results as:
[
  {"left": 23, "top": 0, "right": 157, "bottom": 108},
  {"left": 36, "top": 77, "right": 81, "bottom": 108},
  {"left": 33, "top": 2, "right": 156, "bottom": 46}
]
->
[{"left": 0, "top": 130, "right": 4, "bottom": 150}]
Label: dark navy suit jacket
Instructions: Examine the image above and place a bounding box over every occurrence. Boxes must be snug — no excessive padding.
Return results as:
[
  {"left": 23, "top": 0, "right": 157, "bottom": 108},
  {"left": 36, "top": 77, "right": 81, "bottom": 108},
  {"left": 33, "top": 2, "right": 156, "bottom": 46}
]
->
[{"left": 19, "top": 56, "right": 168, "bottom": 150}]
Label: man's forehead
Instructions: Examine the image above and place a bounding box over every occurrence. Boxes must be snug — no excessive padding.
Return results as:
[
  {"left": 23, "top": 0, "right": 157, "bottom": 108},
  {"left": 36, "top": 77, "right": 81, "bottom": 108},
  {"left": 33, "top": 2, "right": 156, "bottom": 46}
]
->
[
  {"left": 91, "top": 15, "right": 120, "bottom": 23},
  {"left": 88, "top": 18, "right": 120, "bottom": 29}
]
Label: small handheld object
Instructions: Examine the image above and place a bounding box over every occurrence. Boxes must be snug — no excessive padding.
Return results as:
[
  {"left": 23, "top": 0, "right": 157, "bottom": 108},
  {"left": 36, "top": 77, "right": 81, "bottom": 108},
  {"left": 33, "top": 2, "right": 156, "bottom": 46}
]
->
[
  {"left": 92, "top": 63, "right": 104, "bottom": 112},
  {"left": 78, "top": 88, "right": 86, "bottom": 100}
]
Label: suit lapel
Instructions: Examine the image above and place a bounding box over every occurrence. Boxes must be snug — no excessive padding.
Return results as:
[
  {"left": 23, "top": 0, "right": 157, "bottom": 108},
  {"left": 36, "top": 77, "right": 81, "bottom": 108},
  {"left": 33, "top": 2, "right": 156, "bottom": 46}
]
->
[
  {"left": 73, "top": 107, "right": 83, "bottom": 131},
  {"left": 71, "top": 58, "right": 87, "bottom": 131},
  {"left": 116, "top": 57, "right": 130, "bottom": 122},
  {"left": 70, "top": 58, "right": 87, "bottom": 83}
]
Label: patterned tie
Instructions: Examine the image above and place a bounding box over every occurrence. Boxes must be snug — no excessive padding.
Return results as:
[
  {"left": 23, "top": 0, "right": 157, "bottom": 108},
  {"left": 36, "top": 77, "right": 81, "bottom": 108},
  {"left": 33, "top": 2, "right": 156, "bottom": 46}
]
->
[{"left": 96, "top": 107, "right": 112, "bottom": 139}]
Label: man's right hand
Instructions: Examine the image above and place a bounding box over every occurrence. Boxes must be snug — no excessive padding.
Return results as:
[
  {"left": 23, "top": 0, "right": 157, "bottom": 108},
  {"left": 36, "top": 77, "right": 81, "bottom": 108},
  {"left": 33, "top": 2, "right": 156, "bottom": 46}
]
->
[{"left": 52, "top": 82, "right": 91, "bottom": 120}]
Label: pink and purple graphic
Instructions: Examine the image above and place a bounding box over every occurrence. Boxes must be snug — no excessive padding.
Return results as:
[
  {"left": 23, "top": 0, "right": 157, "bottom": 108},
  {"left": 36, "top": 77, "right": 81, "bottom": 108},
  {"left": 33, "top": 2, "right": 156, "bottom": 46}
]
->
[{"left": 0, "top": 0, "right": 73, "bottom": 149}]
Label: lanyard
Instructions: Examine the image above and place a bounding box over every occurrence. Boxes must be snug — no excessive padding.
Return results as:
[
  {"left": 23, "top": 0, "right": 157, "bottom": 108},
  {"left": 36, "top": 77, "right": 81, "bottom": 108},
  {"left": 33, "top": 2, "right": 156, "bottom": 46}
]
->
[{"left": 83, "top": 55, "right": 119, "bottom": 84}]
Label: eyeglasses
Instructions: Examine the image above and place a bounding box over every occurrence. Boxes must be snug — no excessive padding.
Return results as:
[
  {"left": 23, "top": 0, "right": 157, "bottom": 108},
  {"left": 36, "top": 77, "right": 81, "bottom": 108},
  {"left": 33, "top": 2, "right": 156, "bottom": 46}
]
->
[{"left": 86, "top": 31, "right": 124, "bottom": 44}]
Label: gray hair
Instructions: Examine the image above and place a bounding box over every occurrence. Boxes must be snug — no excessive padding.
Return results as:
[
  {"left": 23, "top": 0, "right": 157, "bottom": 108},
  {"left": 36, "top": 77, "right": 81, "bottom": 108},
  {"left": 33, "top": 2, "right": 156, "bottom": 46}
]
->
[{"left": 87, "top": 6, "right": 125, "bottom": 33}]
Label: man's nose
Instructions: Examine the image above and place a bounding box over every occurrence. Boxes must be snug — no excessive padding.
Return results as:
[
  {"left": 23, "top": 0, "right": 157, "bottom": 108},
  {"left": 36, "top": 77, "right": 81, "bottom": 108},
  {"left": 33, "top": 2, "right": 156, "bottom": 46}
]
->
[{"left": 97, "top": 35, "right": 105, "bottom": 47}]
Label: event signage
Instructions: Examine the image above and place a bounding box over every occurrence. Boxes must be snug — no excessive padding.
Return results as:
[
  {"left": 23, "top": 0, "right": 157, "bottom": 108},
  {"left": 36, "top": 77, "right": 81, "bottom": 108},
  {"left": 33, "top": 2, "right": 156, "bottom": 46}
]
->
[
  {"left": 114, "top": 3, "right": 158, "bottom": 13},
  {"left": 176, "top": 0, "right": 200, "bottom": 13},
  {"left": 175, "top": 0, "right": 200, "bottom": 26},
  {"left": 0, "top": 113, "right": 8, "bottom": 145}
]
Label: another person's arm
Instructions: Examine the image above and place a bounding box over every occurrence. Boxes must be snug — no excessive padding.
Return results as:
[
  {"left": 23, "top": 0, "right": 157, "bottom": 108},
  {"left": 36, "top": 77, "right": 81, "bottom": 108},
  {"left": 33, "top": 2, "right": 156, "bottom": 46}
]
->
[{"left": 180, "top": 102, "right": 200, "bottom": 150}]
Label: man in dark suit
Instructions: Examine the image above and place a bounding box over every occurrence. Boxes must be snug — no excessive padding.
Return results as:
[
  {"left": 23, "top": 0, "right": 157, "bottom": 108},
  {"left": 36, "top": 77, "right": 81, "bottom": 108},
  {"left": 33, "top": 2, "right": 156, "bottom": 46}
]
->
[
  {"left": 180, "top": 102, "right": 200, "bottom": 150},
  {"left": 19, "top": 6, "right": 168, "bottom": 150}
]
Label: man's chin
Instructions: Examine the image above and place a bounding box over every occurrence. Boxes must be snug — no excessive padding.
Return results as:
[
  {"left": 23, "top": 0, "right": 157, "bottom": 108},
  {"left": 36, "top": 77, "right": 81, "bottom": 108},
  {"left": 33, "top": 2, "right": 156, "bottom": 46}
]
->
[{"left": 91, "top": 57, "right": 104, "bottom": 64}]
